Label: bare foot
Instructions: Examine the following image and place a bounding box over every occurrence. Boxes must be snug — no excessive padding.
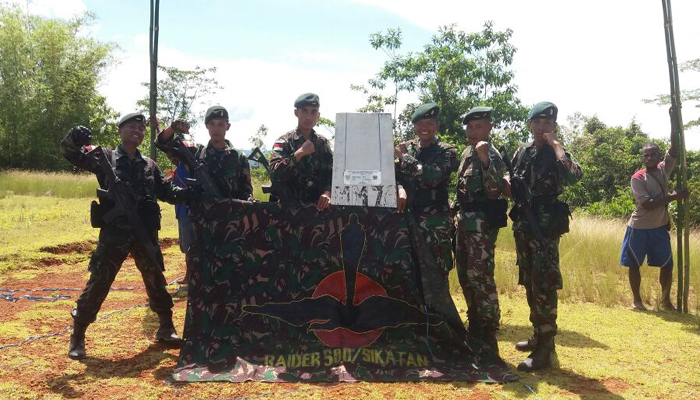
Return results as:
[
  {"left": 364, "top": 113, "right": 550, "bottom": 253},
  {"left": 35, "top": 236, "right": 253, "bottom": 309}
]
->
[
  {"left": 659, "top": 300, "right": 675, "bottom": 311},
  {"left": 632, "top": 301, "right": 647, "bottom": 311}
]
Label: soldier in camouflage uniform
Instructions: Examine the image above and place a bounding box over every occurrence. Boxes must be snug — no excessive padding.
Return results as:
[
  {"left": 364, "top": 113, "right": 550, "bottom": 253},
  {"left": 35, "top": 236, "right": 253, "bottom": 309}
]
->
[
  {"left": 510, "top": 102, "right": 582, "bottom": 371},
  {"left": 269, "top": 93, "right": 333, "bottom": 210},
  {"left": 156, "top": 105, "right": 254, "bottom": 201},
  {"left": 453, "top": 106, "right": 508, "bottom": 363},
  {"left": 395, "top": 102, "right": 458, "bottom": 277},
  {"left": 60, "top": 113, "right": 194, "bottom": 360}
]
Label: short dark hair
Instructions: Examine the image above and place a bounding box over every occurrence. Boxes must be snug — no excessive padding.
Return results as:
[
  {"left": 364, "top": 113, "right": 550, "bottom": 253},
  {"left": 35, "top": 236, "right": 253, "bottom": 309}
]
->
[{"left": 642, "top": 142, "right": 660, "bottom": 154}]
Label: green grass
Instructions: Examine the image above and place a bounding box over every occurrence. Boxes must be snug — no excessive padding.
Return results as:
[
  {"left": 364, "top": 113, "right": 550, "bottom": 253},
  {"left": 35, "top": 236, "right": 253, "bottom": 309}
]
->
[
  {"left": 0, "top": 170, "right": 271, "bottom": 201},
  {"left": 0, "top": 171, "right": 271, "bottom": 275},
  {"left": 0, "top": 195, "right": 178, "bottom": 275},
  {"left": 0, "top": 170, "right": 99, "bottom": 199}
]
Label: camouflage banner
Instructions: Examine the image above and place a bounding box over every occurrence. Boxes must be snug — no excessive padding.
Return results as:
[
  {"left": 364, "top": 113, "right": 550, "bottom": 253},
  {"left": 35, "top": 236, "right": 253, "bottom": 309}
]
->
[{"left": 173, "top": 201, "right": 516, "bottom": 382}]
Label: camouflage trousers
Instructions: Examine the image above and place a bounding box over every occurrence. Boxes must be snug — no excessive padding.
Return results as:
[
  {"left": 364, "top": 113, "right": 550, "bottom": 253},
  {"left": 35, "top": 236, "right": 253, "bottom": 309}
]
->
[
  {"left": 514, "top": 230, "right": 563, "bottom": 336},
  {"left": 414, "top": 207, "right": 454, "bottom": 276},
  {"left": 72, "top": 226, "right": 173, "bottom": 325},
  {"left": 455, "top": 228, "right": 500, "bottom": 333}
]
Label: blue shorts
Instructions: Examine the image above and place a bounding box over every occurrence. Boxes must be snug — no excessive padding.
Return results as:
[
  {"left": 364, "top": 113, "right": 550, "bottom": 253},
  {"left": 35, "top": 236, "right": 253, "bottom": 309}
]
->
[
  {"left": 620, "top": 226, "right": 673, "bottom": 268},
  {"left": 177, "top": 213, "right": 196, "bottom": 254}
]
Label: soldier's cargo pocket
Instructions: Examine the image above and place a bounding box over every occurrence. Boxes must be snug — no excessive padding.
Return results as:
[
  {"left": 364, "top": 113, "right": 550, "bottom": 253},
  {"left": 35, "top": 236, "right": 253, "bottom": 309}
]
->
[
  {"left": 554, "top": 201, "right": 571, "bottom": 236},
  {"left": 90, "top": 200, "right": 105, "bottom": 228}
]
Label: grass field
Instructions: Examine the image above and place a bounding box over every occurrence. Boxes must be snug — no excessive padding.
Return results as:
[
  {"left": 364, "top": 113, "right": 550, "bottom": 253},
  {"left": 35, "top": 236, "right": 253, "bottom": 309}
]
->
[{"left": 1, "top": 171, "right": 699, "bottom": 399}]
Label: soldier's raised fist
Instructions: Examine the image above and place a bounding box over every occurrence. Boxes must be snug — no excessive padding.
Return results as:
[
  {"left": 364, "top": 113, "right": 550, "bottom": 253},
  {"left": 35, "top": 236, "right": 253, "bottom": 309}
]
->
[
  {"left": 171, "top": 119, "right": 190, "bottom": 133},
  {"left": 69, "top": 126, "right": 93, "bottom": 147},
  {"left": 300, "top": 139, "right": 316, "bottom": 156},
  {"left": 475, "top": 141, "right": 490, "bottom": 165}
]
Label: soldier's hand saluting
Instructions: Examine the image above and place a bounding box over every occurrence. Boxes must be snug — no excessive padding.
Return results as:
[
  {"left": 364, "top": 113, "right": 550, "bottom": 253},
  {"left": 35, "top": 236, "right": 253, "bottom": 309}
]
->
[
  {"left": 543, "top": 131, "right": 565, "bottom": 160},
  {"left": 475, "top": 141, "right": 490, "bottom": 168},
  {"left": 295, "top": 139, "right": 315, "bottom": 162},
  {"left": 394, "top": 143, "right": 408, "bottom": 161}
]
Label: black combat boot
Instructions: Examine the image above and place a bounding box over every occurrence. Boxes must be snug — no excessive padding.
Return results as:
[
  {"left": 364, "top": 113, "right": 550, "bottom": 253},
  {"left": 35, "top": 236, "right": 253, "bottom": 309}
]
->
[
  {"left": 155, "top": 313, "right": 182, "bottom": 346},
  {"left": 481, "top": 330, "right": 507, "bottom": 367},
  {"left": 517, "top": 334, "right": 555, "bottom": 372},
  {"left": 515, "top": 334, "right": 538, "bottom": 352},
  {"left": 68, "top": 321, "right": 88, "bottom": 360}
]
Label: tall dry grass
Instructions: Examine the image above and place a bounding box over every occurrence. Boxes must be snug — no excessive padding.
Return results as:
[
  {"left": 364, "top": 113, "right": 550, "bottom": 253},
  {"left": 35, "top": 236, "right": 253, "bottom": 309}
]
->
[{"left": 454, "top": 214, "right": 700, "bottom": 312}]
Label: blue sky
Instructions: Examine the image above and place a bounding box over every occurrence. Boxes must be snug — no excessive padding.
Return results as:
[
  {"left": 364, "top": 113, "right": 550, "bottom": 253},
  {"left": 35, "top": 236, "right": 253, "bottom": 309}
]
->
[
  {"left": 86, "top": 0, "right": 432, "bottom": 63},
  {"left": 8, "top": 0, "right": 700, "bottom": 150}
]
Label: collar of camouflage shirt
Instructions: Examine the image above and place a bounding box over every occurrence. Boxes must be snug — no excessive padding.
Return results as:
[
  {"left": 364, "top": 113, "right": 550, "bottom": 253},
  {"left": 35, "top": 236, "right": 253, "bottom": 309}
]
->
[
  {"left": 116, "top": 145, "right": 145, "bottom": 162},
  {"left": 293, "top": 128, "right": 317, "bottom": 142}
]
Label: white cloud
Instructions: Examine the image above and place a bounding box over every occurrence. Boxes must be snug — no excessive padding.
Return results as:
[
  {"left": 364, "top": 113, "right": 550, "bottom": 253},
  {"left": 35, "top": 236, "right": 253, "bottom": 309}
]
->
[
  {"left": 348, "top": 0, "right": 700, "bottom": 148},
  {"left": 100, "top": 40, "right": 376, "bottom": 150},
  {"left": 2, "top": 0, "right": 88, "bottom": 19}
]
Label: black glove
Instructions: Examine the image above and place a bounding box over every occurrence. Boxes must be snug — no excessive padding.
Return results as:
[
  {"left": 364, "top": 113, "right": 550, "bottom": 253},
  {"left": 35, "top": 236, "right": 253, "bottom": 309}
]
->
[{"left": 69, "top": 126, "right": 93, "bottom": 147}]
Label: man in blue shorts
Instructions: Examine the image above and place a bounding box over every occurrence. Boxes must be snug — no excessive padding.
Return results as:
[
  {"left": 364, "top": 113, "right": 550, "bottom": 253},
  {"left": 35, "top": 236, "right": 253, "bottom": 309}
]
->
[{"left": 620, "top": 109, "right": 688, "bottom": 311}]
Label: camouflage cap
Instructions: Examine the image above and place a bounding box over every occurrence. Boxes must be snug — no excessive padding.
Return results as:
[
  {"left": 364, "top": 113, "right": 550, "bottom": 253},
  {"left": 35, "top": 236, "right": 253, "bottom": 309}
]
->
[
  {"left": 411, "top": 102, "right": 439, "bottom": 123},
  {"left": 117, "top": 112, "right": 146, "bottom": 128},
  {"left": 205, "top": 105, "right": 229, "bottom": 124},
  {"left": 462, "top": 106, "right": 493, "bottom": 124},
  {"left": 294, "top": 93, "right": 320, "bottom": 108},
  {"left": 528, "top": 101, "right": 558, "bottom": 122}
]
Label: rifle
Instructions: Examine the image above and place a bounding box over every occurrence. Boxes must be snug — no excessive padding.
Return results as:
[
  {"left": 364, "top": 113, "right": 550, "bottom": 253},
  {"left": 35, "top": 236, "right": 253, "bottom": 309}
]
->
[
  {"left": 500, "top": 146, "right": 543, "bottom": 242},
  {"left": 88, "top": 146, "right": 163, "bottom": 269},
  {"left": 247, "top": 147, "right": 276, "bottom": 200},
  {"left": 155, "top": 135, "right": 224, "bottom": 201},
  {"left": 248, "top": 147, "right": 269, "bottom": 174}
]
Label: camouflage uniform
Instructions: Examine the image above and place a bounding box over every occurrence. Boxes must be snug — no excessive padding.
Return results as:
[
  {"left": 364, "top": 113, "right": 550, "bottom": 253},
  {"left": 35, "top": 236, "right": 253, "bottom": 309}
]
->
[
  {"left": 158, "top": 137, "right": 253, "bottom": 200},
  {"left": 269, "top": 129, "right": 333, "bottom": 204},
  {"left": 396, "top": 138, "right": 458, "bottom": 275},
  {"left": 60, "top": 131, "right": 185, "bottom": 325},
  {"left": 511, "top": 142, "right": 582, "bottom": 336},
  {"left": 454, "top": 144, "right": 505, "bottom": 334}
]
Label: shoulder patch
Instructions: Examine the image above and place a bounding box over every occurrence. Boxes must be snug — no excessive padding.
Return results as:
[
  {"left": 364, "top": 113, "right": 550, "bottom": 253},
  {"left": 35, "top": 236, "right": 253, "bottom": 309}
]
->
[{"left": 273, "top": 141, "right": 285, "bottom": 152}]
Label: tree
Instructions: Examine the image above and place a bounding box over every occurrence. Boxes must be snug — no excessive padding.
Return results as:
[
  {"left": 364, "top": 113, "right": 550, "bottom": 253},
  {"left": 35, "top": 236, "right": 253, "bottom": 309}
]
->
[
  {"left": 249, "top": 124, "right": 268, "bottom": 151},
  {"left": 0, "top": 5, "right": 117, "bottom": 170},
  {"left": 137, "top": 65, "right": 222, "bottom": 128},
  {"left": 644, "top": 58, "right": 700, "bottom": 130},
  {"left": 354, "top": 22, "right": 528, "bottom": 149},
  {"left": 561, "top": 116, "right": 659, "bottom": 209}
]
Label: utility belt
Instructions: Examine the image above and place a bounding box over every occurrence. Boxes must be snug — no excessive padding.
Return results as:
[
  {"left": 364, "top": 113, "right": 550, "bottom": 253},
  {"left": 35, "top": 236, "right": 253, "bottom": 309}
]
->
[
  {"left": 459, "top": 199, "right": 508, "bottom": 229},
  {"left": 509, "top": 196, "right": 571, "bottom": 238},
  {"left": 90, "top": 199, "right": 161, "bottom": 231}
]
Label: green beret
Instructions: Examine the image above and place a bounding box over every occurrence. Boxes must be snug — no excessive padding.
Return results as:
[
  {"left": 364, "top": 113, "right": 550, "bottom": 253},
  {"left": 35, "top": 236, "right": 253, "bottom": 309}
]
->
[
  {"left": 294, "top": 93, "right": 320, "bottom": 108},
  {"left": 528, "top": 101, "right": 558, "bottom": 122},
  {"left": 411, "top": 102, "right": 439, "bottom": 123},
  {"left": 117, "top": 112, "right": 146, "bottom": 128},
  {"left": 205, "top": 105, "right": 229, "bottom": 124},
  {"left": 462, "top": 106, "right": 493, "bottom": 124}
]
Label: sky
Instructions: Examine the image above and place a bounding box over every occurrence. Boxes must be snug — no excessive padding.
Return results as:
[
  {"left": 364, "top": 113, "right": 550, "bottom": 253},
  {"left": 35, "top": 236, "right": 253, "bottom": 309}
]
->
[{"left": 9, "top": 0, "right": 700, "bottom": 150}]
